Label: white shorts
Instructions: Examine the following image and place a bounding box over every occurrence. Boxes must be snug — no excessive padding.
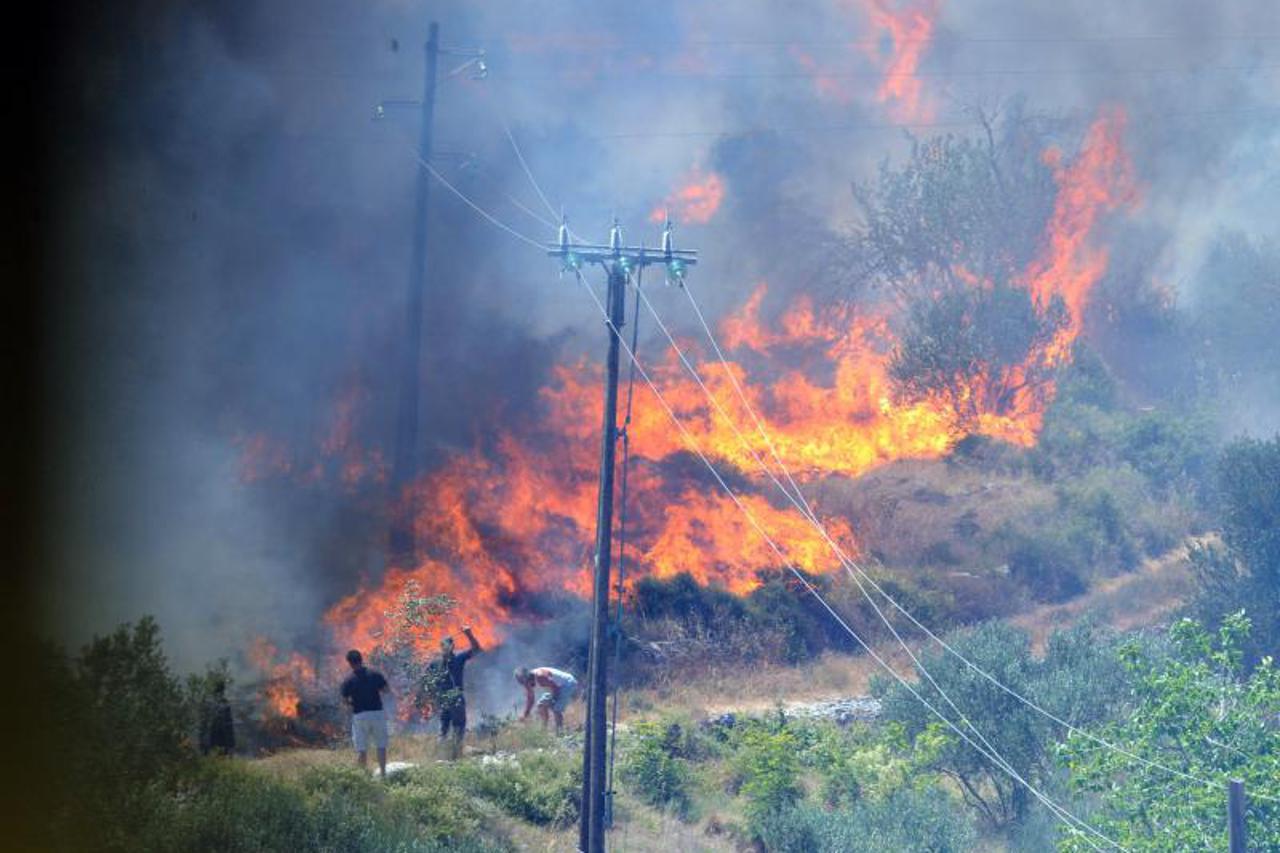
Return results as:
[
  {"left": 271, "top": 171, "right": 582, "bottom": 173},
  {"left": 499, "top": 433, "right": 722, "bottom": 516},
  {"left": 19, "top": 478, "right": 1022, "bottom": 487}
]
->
[{"left": 352, "top": 709, "right": 388, "bottom": 752}]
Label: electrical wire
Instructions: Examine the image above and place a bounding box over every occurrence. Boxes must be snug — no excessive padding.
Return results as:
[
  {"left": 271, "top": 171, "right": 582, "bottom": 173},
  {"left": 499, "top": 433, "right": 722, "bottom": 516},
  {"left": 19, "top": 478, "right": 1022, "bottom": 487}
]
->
[
  {"left": 493, "top": 97, "right": 589, "bottom": 244},
  {"left": 569, "top": 266, "right": 1120, "bottom": 851},
  {"left": 408, "top": 147, "right": 548, "bottom": 251},
  {"left": 502, "top": 120, "right": 561, "bottom": 222},
  {"left": 672, "top": 278, "right": 1280, "bottom": 805},
  {"left": 628, "top": 281, "right": 1124, "bottom": 847},
  {"left": 392, "top": 141, "right": 1121, "bottom": 841},
  {"left": 409, "top": 127, "right": 1277, "bottom": 810}
]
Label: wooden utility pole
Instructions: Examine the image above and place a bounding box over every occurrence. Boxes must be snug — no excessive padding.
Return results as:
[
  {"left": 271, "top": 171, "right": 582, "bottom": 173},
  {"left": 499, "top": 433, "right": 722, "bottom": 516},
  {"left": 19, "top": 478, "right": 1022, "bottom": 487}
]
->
[
  {"left": 548, "top": 218, "right": 697, "bottom": 853},
  {"left": 1228, "top": 779, "right": 1247, "bottom": 853},
  {"left": 388, "top": 21, "right": 440, "bottom": 565}
]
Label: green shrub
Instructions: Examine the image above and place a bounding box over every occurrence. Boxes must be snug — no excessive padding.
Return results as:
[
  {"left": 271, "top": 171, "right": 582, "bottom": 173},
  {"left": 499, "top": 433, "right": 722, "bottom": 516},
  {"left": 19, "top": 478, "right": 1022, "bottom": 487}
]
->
[
  {"left": 803, "top": 720, "right": 950, "bottom": 809},
  {"left": 754, "top": 787, "right": 976, "bottom": 853},
  {"left": 1118, "top": 410, "right": 1213, "bottom": 497},
  {"left": 996, "top": 463, "right": 1182, "bottom": 602},
  {"left": 630, "top": 573, "right": 860, "bottom": 665},
  {"left": 619, "top": 721, "right": 694, "bottom": 815},
  {"left": 730, "top": 724, "right": 804, "bottom": 835},
  {"left": 456, "top": 750, "right": 581, "bottom": 827},
  {"left": 133, "top": 760, "right": 501, "bottom": 853},
  {"left": 42, "top": 618, "right": 201, "bottom": 851},
  {"left": 1194, "top": 435, "right": 1280, "bottom": 662},
  {"left": 1060, "top": 614, "right": 1280, "bottom": 851},
  {"left": 873, "top": 620, "right": 1127, "bottom": 828}
]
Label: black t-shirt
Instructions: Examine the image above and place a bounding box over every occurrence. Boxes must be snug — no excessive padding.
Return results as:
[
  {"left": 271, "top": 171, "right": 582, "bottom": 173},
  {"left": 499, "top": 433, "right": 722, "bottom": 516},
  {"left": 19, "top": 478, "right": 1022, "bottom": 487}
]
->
[
  {"left": 422, "top": 649, "right": 475, "bottom": 708},
  {"left": 442, "top": 648, "right": 474, "bottom": 691},
  {"left": 340, "top": 667, "right": 388, "bottom": 713}
]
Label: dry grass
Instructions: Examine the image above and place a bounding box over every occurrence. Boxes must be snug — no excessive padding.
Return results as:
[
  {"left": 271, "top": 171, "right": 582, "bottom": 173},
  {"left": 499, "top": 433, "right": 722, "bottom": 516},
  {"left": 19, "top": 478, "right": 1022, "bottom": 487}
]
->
[
  {"left": 819, "top": 457, "right": 1055, "bottom": 569},
  {"left": 1011, "top": 535, "right": 1198, "bottom": 652},
  {"left": 621, "top": 535, "right": 1200, "bottom": 721},
  {"left": 622, "top": 645, "right": 917, "bottom": 720}
]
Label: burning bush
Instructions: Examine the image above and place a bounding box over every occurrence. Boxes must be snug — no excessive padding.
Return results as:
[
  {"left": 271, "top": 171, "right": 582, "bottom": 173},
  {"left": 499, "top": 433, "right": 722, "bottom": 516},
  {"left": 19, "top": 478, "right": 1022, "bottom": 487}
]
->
[
  {"left": 364, "top": 578, "right": 456, "bottom": 718},
  {"left": 890, "top": 282, "right": 1069, "bottom": 436}
]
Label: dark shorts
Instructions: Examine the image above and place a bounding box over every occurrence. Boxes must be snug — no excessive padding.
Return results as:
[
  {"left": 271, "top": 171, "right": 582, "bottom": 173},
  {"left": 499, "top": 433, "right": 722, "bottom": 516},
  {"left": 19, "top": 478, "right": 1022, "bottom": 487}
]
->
[{"left": 439, "top": 700, "right": 466, "bottom": 738}]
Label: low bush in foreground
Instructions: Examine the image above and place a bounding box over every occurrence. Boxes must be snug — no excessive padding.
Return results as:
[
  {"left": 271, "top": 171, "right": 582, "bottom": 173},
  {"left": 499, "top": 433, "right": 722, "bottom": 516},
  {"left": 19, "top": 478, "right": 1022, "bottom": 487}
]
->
[
  {"left": 136, "top": 761, "right": 504, "bottom": 853},
  {"left": 619, "top": 720, "right": 696, "bottom": 816},
  {"left": 754, "top": 788, "right": 976, "bottom": 853},
  {"left": 454, "top": 749, "right": 582, "bottom": 827}
]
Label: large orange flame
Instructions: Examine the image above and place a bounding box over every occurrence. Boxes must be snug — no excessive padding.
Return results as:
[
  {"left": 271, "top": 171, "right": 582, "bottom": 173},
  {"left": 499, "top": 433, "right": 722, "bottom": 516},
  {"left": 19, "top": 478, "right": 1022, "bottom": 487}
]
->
[
  {"left": 248, "top": 639, "right": 316, "bottom": 719},
  {"left": 289, "top": 108, "right": 1135, "bottom": 687},
  {"left": 1024, "top": 106, "right": 1139, "bottom": 364}
]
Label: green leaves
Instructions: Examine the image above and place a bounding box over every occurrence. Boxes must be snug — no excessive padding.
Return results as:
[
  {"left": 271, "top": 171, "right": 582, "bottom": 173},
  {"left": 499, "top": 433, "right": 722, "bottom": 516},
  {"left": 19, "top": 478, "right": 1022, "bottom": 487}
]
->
[
  {"left": 1059, "top": 617, "right": 1280, "bottom": 851},
  {"left": 874, "top": 621, "right": 1127, "bottom": 828},
  {"left": 619, "top": 720, "right": 695, "bottom": 815}
]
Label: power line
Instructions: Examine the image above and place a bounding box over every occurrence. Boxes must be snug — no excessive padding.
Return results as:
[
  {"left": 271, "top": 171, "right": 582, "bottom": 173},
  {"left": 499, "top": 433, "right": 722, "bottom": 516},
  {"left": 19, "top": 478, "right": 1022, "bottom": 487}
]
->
[
  {"left": 629, "top": 280, "right": 1125, "bottom": 843},
  {"left": 581, "top": 106, "right": 1280, "bottom": 141},
  {"left": 570, "top": 266, "right": 1121, "bottom": 851},
  {"left": 502, "top": 121, "right": 560, "bottom": 221},
  {"left": 409, "top": 148, "right": 547, "bottom": 251},
  {"left": 395, "top": 130, "right": 1275, "bottom": 820},
  {"left": 490, "top": 63, "right": 1280, "bottom": 82},
  {"left": 398, "top": 151, "right": 1118, "bottom": 844},
  {"left": 668, "top": 279, "right": 1280, "bottom": 806}
]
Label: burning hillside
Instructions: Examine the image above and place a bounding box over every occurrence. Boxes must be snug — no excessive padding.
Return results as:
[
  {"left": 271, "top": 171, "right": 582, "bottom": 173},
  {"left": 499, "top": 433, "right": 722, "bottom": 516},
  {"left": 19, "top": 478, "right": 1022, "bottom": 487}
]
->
[{"left": 310, "top": 106, "right": 1136, "bottom": 669}]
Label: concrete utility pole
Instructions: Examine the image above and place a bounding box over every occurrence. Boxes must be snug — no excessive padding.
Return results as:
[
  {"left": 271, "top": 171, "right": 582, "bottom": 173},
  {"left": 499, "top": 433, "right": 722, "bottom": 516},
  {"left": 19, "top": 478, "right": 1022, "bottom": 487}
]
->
[
  {"left": 548, "top": 218, "right": 697, "bottom": 853},
  {"left": 388, "top": 21, "right": 440, "bottom": 565}
]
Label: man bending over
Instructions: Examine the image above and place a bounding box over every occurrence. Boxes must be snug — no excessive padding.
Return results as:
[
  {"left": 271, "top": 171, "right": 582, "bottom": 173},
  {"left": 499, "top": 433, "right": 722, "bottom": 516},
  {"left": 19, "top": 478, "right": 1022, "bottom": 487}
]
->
[{"left": 514, "top": 666, "right": 578, "bottom": 736}]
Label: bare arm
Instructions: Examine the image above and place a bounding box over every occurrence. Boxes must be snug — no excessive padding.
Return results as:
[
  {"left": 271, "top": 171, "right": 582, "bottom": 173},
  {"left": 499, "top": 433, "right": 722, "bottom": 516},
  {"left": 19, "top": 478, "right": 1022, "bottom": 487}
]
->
[{"left": 522, "top": 683, "right": 535, "bottom": 719}]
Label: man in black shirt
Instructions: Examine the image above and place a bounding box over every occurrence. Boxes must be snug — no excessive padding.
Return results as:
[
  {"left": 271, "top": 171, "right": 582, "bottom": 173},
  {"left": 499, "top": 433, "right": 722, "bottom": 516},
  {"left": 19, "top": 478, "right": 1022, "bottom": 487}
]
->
[
  {"left": 417, "top": 626, "right": 481, "bottom": 759},
  {"left": 339, "top": 649, "right": 391, "bottom": 778}
]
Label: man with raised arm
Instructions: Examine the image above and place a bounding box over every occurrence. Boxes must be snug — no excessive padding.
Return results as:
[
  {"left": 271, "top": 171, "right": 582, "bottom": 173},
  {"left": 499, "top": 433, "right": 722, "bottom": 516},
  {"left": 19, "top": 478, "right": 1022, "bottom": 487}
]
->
[
  {"left": 419, "top": 626, "right": 482, "bottom": 759},
  {"left": 514, "top": 666, "right": 579, "bottom": 736}
]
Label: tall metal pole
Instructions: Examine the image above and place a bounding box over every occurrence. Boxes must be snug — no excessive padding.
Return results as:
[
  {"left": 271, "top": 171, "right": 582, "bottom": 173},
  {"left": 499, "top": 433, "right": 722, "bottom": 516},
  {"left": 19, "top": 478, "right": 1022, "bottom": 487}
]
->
[
  {"left": 580, "top": 263, "right": 626, "bottom": 853},
  {"left": 1228, "top": 779, "right": 1247, "bottom": 853},
  {"left": 389, "top": 21, "right": 439, "bottom": 565}
]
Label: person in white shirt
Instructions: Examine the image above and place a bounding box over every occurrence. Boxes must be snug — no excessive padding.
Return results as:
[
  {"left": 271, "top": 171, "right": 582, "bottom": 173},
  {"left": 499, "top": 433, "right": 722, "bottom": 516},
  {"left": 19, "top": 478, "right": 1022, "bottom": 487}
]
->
[{"left": 513, "top": 666, "right": 578, "bottom": 735}]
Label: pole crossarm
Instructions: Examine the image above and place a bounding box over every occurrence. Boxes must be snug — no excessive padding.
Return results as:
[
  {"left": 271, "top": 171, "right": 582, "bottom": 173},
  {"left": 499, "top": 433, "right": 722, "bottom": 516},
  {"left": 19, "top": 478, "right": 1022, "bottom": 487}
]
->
[
  {"left": 547, "top": 218, "right": 697, "bottom": 285},
  {"left": 546, "top": 244, "right": 698, "bottom": 266}
]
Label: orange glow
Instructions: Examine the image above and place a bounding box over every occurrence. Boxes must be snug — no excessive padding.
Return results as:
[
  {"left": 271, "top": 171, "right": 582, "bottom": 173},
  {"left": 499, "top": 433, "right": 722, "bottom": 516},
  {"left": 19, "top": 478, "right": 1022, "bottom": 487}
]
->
[
  {"left": 314, "top": 107, "right": 1133, "bottom": 661},
  {"left": 790, "top": 46, "right": 858, "bottom": 105},
  {"left": 234, "top": 432, "right": 293, "bottom": 483},
  {"left": 863, "top": 0, "right": 940, "bottom": 122},
  {"left": 248, "top": 639, "right": 316, "bottom": 718},
  {"left": 235, "top": 384, "right": 387, "bottom": 491},
  {"left": 650, "top": 169, "right": 725, "bottom": 225},
  {"left": 645, "top": 489, "right": 857, "bottom": 594}
]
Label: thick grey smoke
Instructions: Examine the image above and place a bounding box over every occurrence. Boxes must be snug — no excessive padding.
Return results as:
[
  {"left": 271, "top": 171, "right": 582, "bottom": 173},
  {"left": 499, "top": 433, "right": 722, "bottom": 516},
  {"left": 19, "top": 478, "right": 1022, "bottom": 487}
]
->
[{"left": 42, "top": 0, "right": 1280, "bottom": 670}]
